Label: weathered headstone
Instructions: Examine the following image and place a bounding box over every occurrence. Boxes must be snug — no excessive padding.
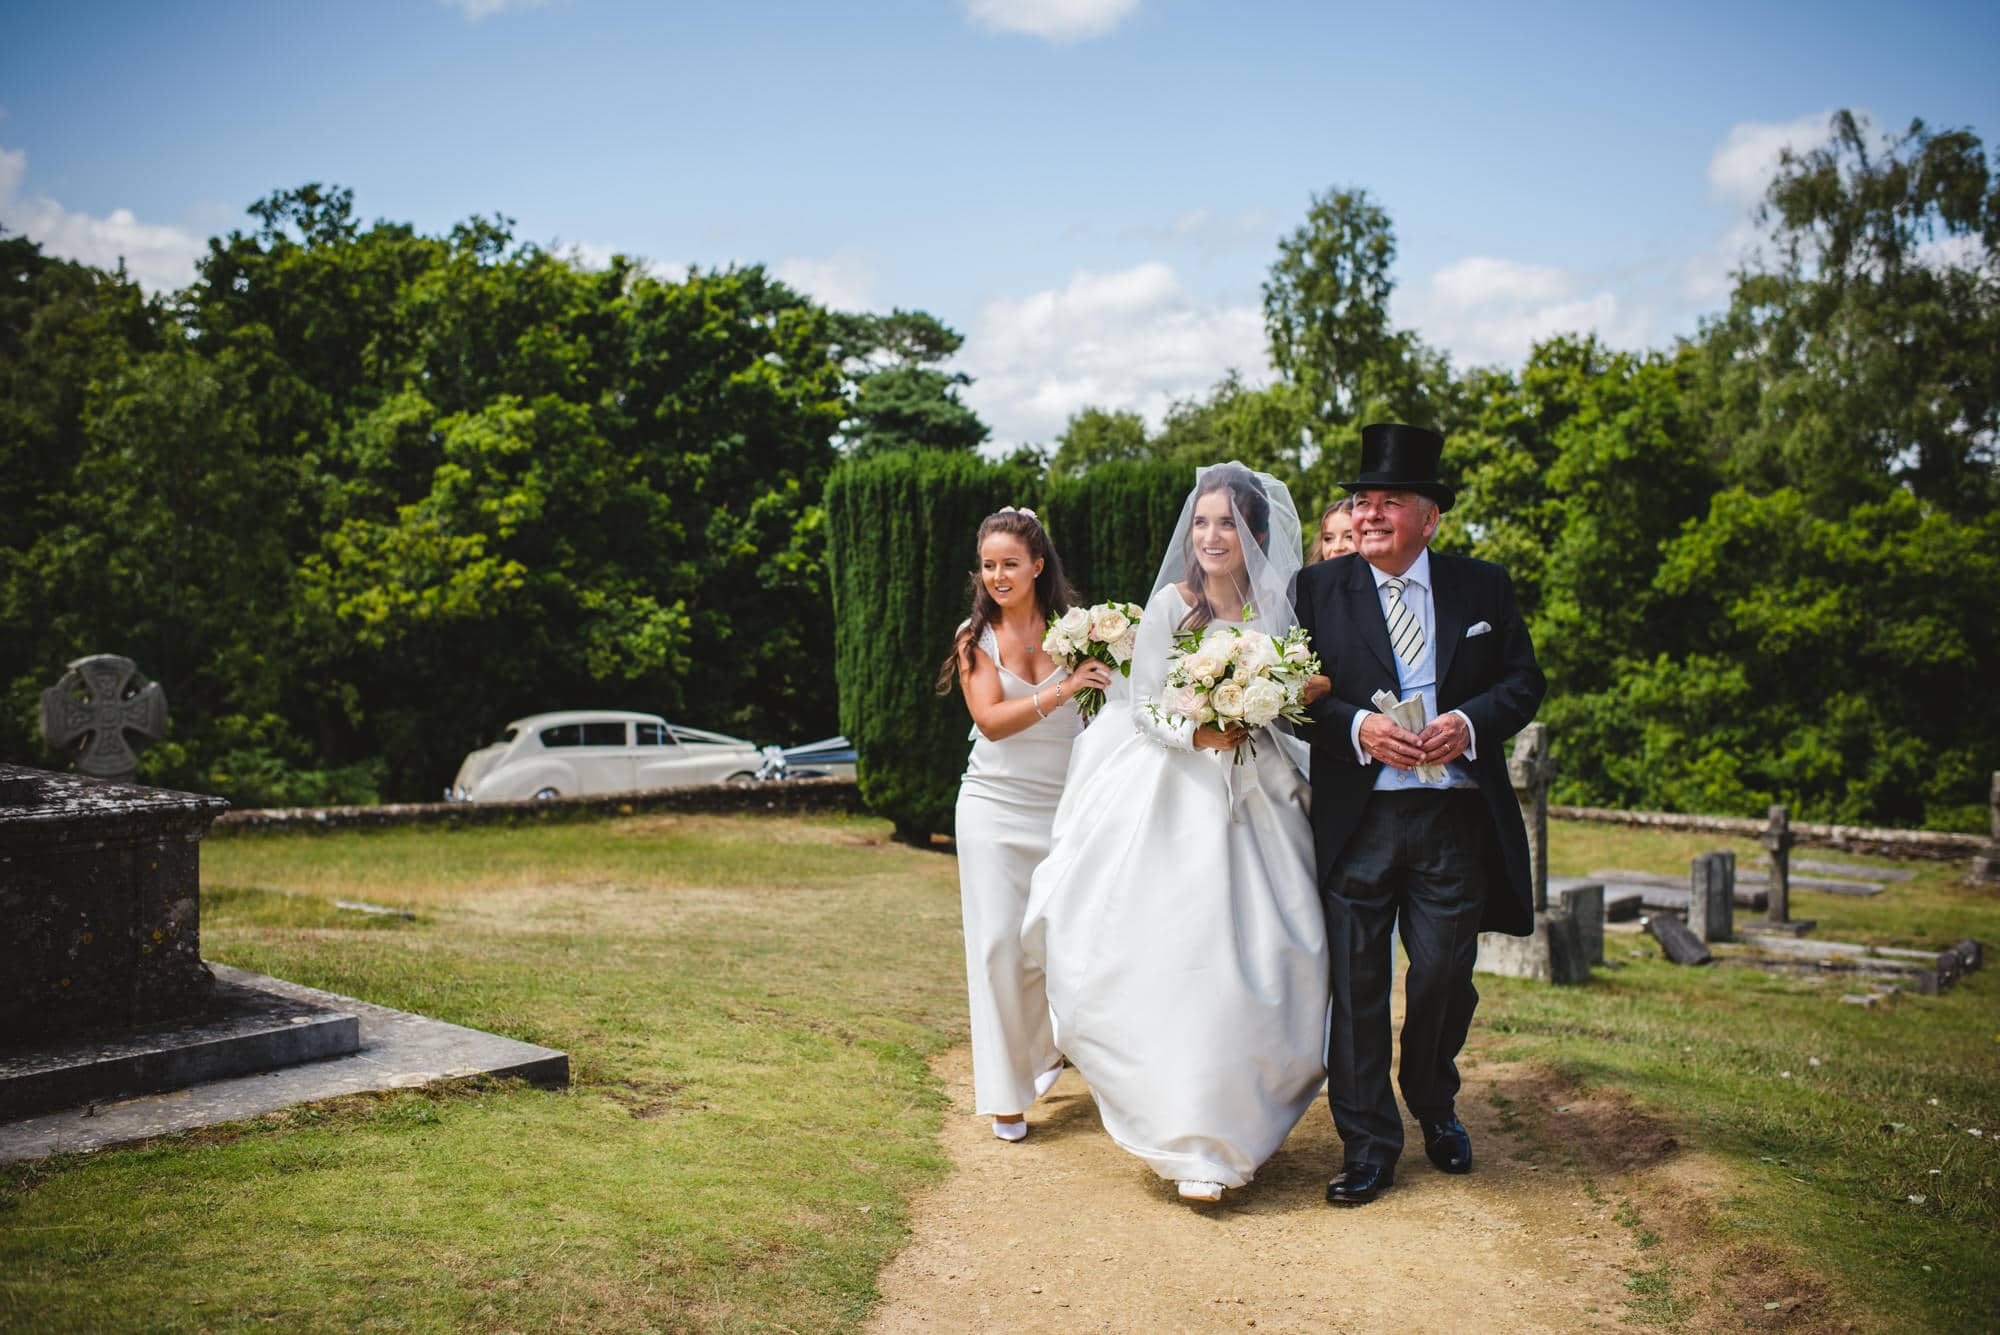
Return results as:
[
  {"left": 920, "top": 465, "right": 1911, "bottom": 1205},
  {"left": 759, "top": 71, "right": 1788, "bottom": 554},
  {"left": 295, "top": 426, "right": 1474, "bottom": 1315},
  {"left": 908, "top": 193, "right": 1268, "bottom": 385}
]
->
[
  {"left": 1970, "top": 773, "right": 2000, "bottom": 886},
  {"left": 1688, "top": 850, "right": 1735, "bottom": 943},
  {"left": 1750, "top": 804, "right": 1815, "bottom": 936},
  {"left": 38, "top": 654, "right": 169, "bottom": 783},
  {"left": 1478, "top": 723, "right": 1590, "bottom": 984},
  {"left": 1509, "top": 722, "right": 1553, "bottom": 913},
  {"left": 1548, "top": 877, "right": 1605, "bottom": 967},
  {"left": 1646, "top": 911, "right": 1712, "bottom": 966}
]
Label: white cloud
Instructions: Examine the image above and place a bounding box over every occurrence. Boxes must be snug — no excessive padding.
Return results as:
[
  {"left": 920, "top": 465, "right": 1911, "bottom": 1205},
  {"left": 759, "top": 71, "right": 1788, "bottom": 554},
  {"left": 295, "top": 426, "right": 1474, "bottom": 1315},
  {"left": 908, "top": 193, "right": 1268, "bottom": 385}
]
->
[
  {"left": 440, "top": 0, "right": 553, "bottom": 21},
  {"left": 555, "top": 241, "right": 690, "bottom": 283},
  {"left": 0, "top": 145, "right": 206, "bottom": 292},
  {"left": 1706, "top": 111, "right": 1835, "bottom": 209},
  {"left": 1397, "top": 113, "right": 1865, "bottom": 369},
  {"left": 964, "top": 0, "right": 1140, "bottom": 43},
  {"left": 958, "top": 260, "right": 1267, "bottom": 448},
  {"left": 772, "top": 254, "right": 877, "bottom": 312},
  {"left": 1395, "top": 256, "right": 1649, "bottom": 370},
  {"left": 1680, "top": 111, "right": 1841, "bottom": 305}
]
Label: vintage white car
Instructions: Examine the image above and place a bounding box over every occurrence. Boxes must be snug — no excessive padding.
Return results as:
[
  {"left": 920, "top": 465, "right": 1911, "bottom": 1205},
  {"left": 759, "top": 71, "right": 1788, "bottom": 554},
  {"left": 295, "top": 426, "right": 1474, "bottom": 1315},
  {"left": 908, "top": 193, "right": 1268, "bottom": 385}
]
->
[{"left": 445, "top": 710, "right": 766, "bottom": 801}]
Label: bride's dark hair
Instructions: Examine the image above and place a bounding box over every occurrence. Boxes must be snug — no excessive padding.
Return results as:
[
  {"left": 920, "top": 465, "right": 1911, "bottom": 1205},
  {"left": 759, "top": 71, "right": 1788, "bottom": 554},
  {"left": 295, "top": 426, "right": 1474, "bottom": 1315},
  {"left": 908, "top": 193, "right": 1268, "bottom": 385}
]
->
[
  {"left": 1180, "top": 464, "right": 1271, "bottom": 632},
  {"left": 935, "top": 509, "right": 1080, "bottom": 695}
]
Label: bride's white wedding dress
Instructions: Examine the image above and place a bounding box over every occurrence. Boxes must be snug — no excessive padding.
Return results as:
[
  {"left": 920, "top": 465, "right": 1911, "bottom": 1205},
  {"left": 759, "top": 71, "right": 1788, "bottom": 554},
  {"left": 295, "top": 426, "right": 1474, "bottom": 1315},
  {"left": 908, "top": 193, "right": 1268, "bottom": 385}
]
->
[{"left": 1022, "top": 579, "right": 1329, "bottom": 1189}]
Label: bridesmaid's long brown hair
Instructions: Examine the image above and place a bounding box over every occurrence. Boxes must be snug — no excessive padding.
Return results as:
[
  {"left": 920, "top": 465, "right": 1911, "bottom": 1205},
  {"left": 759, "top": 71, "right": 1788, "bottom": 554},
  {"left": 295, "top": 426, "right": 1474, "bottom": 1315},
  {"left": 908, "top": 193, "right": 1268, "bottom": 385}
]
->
[{"left": 934, "top": 509, "right": 1080, "bottom": 694}]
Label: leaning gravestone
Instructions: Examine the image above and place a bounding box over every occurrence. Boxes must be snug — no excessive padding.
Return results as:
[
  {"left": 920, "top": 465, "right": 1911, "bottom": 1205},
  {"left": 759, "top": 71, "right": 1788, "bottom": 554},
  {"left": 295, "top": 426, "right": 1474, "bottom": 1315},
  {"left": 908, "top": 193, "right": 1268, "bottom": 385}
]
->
[{"left": 39, "top": 654, "right": 169, "bottom": 782}]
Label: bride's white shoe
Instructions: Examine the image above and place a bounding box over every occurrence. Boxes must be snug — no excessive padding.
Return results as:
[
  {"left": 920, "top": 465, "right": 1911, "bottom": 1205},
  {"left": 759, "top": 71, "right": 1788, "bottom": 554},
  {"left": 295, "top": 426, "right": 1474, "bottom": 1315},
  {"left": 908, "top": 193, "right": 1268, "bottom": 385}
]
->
[
  {"left": 1176, "top": 1179, "right": 1225, "bottom": 1202},
  {"left": 992, "top": 1119, "right": 1028, "bottom": 1142},
  {"left": 1033, "top": 1061, "right": 1065, "bottom": 1100}
]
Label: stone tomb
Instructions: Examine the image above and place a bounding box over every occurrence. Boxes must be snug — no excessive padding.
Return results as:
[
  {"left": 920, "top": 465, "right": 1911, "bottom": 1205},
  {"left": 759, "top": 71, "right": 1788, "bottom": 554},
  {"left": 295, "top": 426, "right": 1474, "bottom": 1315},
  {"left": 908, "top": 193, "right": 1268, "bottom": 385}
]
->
[
  {"left": 0, "top": 764, "right": 359, "bottom": 1118},
  {"left": 2, "top": 762, "right": 569, "bottom": 1160}
]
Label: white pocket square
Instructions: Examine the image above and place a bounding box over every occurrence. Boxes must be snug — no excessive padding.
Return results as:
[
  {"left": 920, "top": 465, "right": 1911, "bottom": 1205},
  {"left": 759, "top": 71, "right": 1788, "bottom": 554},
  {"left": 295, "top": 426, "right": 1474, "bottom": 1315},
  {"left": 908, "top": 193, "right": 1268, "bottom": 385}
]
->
[{"left": 1465, "top": 621, "right": 1493, "bottom": 638}]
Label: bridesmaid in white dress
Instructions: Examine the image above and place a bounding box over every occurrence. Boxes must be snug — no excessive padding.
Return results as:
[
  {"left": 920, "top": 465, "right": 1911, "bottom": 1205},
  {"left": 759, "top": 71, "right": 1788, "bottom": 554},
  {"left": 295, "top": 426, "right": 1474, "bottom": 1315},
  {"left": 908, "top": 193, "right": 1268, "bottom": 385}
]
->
[
  {"left": 939, "top": 507, "right": 1114, "bottom": 1141},
  {"left": 1022, "top": 464, "right": 1330, "bottom": 1201}
]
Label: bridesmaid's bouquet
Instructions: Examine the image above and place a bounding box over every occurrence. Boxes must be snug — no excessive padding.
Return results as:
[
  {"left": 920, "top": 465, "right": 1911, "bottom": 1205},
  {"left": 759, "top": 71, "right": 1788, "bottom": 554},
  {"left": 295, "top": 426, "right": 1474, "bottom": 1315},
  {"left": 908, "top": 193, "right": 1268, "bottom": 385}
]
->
[
  {"left": 1041, "top": 601, "right": 1143, "bottom": 719},
  {"left": 1153, "top": 624, "right": 1319, "bottom": 761}
]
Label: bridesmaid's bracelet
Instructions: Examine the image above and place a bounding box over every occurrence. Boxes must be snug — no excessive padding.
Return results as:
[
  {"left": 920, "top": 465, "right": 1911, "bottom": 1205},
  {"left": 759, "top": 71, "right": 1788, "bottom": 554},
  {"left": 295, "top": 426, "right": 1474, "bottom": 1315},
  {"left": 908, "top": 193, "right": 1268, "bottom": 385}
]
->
[{"left": 1032, "top": 688, "right": 1047, "bottom": 718}]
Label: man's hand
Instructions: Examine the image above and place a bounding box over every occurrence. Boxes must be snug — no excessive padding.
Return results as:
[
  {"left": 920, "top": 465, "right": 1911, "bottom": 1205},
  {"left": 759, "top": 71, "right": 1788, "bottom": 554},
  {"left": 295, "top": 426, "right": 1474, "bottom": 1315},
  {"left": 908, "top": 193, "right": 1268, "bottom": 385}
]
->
[
  {"left": 1416, "top": 712, "right": 1470, "bottom": 766},
  {"left": 1358, "top": 711, "right": 1425, "bottom": 770}
]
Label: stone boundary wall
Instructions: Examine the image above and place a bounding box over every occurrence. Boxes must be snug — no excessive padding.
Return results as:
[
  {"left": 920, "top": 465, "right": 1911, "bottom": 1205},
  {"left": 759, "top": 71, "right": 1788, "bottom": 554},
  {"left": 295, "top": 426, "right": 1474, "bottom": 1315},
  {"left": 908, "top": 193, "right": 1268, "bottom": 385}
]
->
[
  {"left": 212, "top": 777, "right": 864, "bottom": 835},
  {"left": 207, "top": 780, "right": 1980, "bottom": 860},
  {"left": 1549, "top": 803, "right": 1982, "bottom": 862}
]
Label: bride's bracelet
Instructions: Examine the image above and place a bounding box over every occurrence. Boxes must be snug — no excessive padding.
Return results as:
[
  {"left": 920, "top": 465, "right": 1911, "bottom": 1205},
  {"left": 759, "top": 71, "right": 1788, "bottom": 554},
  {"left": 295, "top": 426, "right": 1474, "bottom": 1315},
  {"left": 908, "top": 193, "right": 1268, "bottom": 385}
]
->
[{"left": 1033, "top": 688, "right": 1047, "bottom": 718}]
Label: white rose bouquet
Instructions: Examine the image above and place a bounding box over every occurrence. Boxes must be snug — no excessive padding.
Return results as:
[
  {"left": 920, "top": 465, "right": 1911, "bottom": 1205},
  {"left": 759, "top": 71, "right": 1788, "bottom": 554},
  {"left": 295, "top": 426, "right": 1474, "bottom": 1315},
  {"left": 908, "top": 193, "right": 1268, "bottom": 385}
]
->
[
  {"left": 1151, "top": 623, "right": 1320, "bottom": 763},
  {"left": 1040, "top": 600, "right": 1144, "bottom": 719}
]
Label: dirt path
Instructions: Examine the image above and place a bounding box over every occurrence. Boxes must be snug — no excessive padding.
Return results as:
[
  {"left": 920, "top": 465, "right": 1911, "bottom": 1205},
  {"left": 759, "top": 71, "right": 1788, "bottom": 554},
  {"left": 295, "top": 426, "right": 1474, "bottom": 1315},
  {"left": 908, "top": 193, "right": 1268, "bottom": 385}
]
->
[{"left": 868, "top": 1046, "right": 1646, "bottom": 1333}]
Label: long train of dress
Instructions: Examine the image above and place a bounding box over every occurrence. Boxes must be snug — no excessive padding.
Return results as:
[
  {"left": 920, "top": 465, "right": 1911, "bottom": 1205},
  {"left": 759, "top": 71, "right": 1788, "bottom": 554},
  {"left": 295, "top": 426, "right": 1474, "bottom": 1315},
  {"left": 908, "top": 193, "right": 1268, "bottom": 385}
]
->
[{"left": 1021, "top": 584, "right": 1329, "bottom": 1188}]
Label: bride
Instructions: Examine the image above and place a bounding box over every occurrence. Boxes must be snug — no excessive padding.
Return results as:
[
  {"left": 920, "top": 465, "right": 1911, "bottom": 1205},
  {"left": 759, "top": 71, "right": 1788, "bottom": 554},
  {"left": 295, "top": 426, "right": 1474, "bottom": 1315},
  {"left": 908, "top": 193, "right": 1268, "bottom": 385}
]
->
[{"left": 1022, "top": 462, "right": 1329, "bottom": 1202}]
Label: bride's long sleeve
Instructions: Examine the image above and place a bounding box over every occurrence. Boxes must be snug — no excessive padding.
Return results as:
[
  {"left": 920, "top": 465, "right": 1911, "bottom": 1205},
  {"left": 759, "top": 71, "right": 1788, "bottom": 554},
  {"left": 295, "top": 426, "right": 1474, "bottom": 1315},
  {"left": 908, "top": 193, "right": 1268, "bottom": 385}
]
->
[{"left": 1127, "top": 586, "right": 1196, "bottom": 753}]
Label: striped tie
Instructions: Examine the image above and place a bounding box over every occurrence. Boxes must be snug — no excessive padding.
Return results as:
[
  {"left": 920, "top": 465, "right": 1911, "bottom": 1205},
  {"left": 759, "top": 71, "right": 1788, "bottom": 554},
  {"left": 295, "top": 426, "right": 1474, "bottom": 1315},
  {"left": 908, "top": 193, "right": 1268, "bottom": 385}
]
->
[{"left": 1384, "top": 577, "right": 1425, "bottom": 667}]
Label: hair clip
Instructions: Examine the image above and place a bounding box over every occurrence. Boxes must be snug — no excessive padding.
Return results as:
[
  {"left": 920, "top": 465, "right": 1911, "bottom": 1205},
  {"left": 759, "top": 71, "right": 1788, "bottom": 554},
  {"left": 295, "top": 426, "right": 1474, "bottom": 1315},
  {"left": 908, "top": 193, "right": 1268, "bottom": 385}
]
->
[{"left": 998, "top": 505, "right": 1039, "bottom": 521}]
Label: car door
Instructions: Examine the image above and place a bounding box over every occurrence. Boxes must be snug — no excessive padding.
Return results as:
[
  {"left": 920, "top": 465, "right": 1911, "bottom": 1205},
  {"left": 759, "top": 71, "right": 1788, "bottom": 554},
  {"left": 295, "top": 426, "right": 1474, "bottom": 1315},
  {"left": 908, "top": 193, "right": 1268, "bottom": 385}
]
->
[
  {"left": 631, "top": 719, "right": 692, "bottom": 789},
  {"left": 576, "top": 720, "right": 637, "bottom": 794}
]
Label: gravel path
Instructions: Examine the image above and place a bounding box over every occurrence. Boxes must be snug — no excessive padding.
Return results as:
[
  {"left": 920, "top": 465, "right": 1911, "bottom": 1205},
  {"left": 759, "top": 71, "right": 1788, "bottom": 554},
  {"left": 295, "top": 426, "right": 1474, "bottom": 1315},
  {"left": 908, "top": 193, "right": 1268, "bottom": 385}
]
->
[{"left": 868, "top": 1046, "right": 1642, "bottom": 1333}]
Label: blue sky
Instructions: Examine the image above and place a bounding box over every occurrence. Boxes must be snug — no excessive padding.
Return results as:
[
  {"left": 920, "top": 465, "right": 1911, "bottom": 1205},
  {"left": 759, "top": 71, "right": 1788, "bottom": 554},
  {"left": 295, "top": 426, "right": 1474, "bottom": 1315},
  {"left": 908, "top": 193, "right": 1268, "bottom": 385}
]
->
[{"left": 4, "top": 0, "right": 1996, "bottom": 446}]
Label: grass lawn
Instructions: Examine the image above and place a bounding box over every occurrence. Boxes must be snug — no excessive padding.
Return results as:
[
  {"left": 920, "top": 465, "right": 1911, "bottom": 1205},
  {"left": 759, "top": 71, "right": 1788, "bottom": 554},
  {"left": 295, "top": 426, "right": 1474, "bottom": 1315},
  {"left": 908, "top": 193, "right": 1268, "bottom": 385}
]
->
[
  {"left": 0, "top": 811, "right": 1994, "bottom": 1332},
  {"left": 1, "top": 812, "right": 970, "bottom": 1334},
  {"left": 1502, "top": 822, "right": 2000, "bottom": 1330}
]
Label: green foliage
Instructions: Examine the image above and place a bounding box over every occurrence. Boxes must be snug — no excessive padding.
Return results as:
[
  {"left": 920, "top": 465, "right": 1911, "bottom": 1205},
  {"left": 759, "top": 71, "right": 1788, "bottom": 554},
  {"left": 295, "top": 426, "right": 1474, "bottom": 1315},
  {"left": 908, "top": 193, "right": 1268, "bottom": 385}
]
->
[
  {"left": 5, "top": 112, "right": 1996, "bottom": 826},
  {"left": 1261, "top": 185, "right": 1446, "bottom": 439},
  {"left": 1049, "top": 406, "right": 1149, "bottom": 477},
  {"left": 1687, "top": 112, "right": 1999, "bottom": 518},
  {"left": 825, "top": 450, "right": 1037, "bottom": 841},
  {"left": 0, "top": 200, "right": 858, "bottom": 800},
  {"left": 1041, "top": 458, "right": 1189, "bottom": 603},
  {"left": 843, "top": 365, "right": 989, "bottom": 457},
  {"left": 835, "top": 307, "right": 989, "bottom": 459}
]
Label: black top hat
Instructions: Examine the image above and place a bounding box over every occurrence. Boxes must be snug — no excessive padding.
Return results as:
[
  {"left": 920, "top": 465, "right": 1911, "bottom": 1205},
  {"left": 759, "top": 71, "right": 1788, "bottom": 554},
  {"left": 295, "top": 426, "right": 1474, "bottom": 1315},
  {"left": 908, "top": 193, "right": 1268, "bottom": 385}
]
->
[{"left": 1340, "top": 423, "right": 1455, "bottom": 512}]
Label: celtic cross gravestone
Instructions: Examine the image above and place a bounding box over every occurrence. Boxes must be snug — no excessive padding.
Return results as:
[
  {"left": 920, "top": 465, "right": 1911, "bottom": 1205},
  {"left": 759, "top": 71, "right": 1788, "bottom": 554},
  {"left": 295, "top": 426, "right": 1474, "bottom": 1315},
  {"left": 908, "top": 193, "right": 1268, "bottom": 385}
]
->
[
  {"left": 38, "top": 655, "right": 168, "bottom": 782},
  {"left": 1507, "top": 722, "right": 1554, "bottom": 914}
]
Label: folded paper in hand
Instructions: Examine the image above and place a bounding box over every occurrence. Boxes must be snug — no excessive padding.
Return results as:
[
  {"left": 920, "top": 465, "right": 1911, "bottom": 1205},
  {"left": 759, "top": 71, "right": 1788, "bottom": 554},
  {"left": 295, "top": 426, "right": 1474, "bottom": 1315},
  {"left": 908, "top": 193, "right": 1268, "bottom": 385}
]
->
[{"left": 1371, "top": 688, "right": 1449, "bottom": 784}]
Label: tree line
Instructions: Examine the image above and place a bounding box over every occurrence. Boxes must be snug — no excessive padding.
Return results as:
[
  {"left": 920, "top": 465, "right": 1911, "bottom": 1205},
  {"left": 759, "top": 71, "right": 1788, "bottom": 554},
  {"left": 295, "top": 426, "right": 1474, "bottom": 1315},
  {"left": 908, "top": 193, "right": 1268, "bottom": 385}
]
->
[{"left": 5, "top": 111, "right": 1997, "bottom": 829}]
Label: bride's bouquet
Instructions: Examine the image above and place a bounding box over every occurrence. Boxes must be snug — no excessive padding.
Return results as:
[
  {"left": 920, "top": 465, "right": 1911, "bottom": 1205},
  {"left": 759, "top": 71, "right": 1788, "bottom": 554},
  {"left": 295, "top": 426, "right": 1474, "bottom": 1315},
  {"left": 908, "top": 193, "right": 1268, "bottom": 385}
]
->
[
  {"left": 1152, "top": 623, "right": 1320, "bottom": 762},
  {"left": 1041, "top": 601, "right": 1143, "bottom": 719}
]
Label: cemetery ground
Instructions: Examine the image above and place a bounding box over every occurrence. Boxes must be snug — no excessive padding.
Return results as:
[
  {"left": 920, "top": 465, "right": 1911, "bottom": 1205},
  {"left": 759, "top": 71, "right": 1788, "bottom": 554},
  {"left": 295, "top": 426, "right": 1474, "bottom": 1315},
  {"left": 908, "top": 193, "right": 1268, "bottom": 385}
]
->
[{"left": 0, "top": 815, "right": 1993, "bottom": 1333}]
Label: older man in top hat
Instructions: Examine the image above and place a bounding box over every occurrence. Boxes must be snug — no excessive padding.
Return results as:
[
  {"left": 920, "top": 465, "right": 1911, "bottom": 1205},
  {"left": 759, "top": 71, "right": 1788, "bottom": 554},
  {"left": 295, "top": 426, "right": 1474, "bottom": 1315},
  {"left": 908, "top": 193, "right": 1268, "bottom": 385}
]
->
[{"left": 1295, "top": 422, "right": 1546, "bottom": 1206}]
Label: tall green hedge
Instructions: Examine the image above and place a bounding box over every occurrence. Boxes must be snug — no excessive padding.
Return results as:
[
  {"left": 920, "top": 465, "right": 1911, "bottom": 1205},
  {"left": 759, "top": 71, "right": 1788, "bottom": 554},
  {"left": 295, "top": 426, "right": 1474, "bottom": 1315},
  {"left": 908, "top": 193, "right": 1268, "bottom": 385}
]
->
[
  {"left": 828, "top": 453, "right": 1193, "bottom": 841},
  {"left": 1042, "top": 459, "right": 1189, "bottom": 604},
  {"left": 825, "top": 450, "right": 1038, "bottom": 841}
]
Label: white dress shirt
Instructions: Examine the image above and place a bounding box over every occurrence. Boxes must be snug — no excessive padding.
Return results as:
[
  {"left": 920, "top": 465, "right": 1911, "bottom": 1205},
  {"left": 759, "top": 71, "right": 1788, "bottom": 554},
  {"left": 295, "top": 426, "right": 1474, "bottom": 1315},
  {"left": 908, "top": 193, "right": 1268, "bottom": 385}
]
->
[{"left": 1346, "top": 548, "right": 1480, "bottom": 790}]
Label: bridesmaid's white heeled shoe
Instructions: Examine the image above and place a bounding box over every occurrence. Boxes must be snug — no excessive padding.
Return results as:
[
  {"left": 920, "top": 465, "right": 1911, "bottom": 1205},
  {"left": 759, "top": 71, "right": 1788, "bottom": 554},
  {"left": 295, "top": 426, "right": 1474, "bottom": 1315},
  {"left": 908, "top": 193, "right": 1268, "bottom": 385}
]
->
[
  {"left": 1177, "top": 1180, "right": 1224, "bottom": 1202},
  {"left": 992, "top": 1119, "right": 1028, "bottom": 1142},
  {"left": 1033, "top": 1061, "right": 1064, "bottom": 1100}
]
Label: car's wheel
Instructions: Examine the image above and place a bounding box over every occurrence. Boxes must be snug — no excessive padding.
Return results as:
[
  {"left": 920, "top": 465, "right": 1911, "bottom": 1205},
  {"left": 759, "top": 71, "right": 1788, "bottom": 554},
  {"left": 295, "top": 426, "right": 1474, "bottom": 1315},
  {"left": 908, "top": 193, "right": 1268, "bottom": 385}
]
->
[
  {"left": 724, "top": 771, "right": 759, "bottom": 786},
  {"left": 532, "top": 786, "right": 561, "bottom": 800}
]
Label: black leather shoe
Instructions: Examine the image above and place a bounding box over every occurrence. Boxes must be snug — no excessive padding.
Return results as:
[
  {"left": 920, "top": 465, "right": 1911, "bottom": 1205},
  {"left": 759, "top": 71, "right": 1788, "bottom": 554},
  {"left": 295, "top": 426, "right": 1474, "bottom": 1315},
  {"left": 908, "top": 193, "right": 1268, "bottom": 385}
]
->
[
  {"left": 1325, "top": 1161, "right": 1393, "bottom": 1205},
  {"left": 1421, "top": 1117, "right": 1472, "bottom": 1174}
]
